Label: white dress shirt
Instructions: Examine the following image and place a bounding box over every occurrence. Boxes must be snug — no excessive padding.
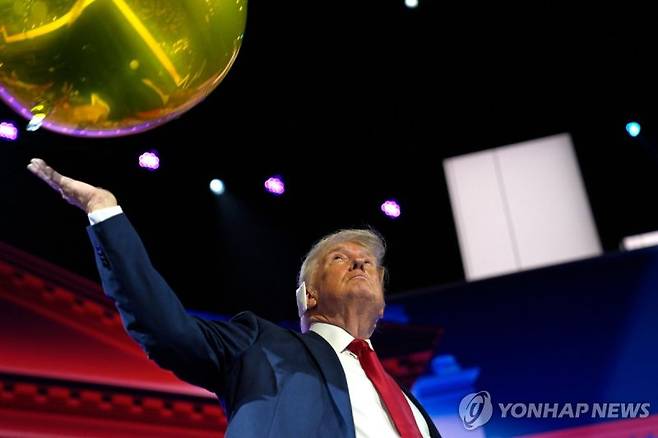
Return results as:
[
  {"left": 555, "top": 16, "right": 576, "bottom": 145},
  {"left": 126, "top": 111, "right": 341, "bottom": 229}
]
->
[
  {"left": 310, "top": 322, "right": 431, "bottom": 438},
  {"left": 88, "top": 207, "right": 431, "bottom": 437},
  {"left": 88, "top": 205, "right": 124, "bottom": 224}
]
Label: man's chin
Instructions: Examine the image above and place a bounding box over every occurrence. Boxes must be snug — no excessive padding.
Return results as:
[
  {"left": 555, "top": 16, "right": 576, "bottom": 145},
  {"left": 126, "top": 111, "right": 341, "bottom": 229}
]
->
[{"left": 347, "top": 288, "right": 384, "bottom": 304}]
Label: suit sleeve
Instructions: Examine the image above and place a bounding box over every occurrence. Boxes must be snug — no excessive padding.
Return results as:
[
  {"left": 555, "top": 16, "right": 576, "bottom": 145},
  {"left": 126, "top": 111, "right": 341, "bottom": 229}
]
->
[{"left": 87, "top": 213, "right": 259, "bottom": 393}]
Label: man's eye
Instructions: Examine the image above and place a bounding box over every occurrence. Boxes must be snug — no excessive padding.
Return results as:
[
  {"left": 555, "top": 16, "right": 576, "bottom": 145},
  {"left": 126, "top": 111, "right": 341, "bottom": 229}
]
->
[{"left": 333, "top": 255, "right": 344, "bottom": 261}]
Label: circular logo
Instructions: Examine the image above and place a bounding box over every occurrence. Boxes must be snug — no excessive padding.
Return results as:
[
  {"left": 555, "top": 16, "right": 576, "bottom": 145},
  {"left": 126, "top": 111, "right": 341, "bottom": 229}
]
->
[{"left": 459, "top": 390, "right": 493, "bottom": 430}]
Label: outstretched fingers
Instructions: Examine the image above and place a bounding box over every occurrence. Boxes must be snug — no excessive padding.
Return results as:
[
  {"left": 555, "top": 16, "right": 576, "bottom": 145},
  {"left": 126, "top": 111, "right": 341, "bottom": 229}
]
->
[{"left": 28, "top": 158, "right": 66, "bottom": 192}]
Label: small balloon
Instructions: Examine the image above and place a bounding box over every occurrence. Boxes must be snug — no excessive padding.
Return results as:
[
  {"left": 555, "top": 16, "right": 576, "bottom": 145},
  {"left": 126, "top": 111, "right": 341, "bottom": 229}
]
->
[{"left": 0, "top": 0, "right": 246, "bottom": 137}]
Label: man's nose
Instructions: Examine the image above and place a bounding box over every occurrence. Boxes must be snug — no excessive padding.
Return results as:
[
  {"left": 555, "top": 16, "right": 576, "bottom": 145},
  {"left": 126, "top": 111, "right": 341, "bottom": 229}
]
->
[{"left": 351, "top": 259, "right": 366, "bottom": 271}]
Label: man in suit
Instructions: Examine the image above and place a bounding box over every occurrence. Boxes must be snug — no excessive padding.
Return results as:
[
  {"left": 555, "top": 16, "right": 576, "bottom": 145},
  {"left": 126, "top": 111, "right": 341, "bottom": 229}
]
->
[{"left": 28, "top": 158, "right": 441, "bottom": 438}]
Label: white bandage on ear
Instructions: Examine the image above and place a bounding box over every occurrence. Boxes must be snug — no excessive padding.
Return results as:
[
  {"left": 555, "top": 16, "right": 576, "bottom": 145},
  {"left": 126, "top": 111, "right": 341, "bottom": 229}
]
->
[{"left": 296, "top": 282, "right": 308, "bottom": 318}]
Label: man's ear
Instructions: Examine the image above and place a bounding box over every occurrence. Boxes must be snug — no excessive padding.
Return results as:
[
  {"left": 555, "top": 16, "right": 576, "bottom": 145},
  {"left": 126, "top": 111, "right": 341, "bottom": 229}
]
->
[
  {"left": 379, "top": 267, "right": 387, "bottom": 288},
  {"left": 306, "top": 287, "right": 318, "bottom": 310}
]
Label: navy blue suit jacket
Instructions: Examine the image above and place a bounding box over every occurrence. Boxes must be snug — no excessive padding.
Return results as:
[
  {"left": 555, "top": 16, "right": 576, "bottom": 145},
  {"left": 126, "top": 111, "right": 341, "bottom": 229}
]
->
[{"left": 87, "top": 214, "right": 441, "bottom": 437}]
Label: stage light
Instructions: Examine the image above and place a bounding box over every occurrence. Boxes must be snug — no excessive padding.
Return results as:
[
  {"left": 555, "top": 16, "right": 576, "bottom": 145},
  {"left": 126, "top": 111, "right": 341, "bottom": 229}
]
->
[
  {"left": 138, "top": 151, "right": 160, "bottom": 171},
  {"left": 0, "top": 121, "right": 18, "bottom": 141},
  {"left": 626, "top": 121, "right": 641, "bottom": 137},
  {"left": 210, "top": 179, "right": 225, "bottom": 195},
  {"left": 381, "top": 200, "right": 401, "bottom": 219},
  {"left": 404, "top": 0, "right": 419, "bottom": 8},
  {"left": 622, "top": 230, "right": 658, "bottom": 251},
  {"left": 265, "top": 177, "right": 285, "bottom": 195}
]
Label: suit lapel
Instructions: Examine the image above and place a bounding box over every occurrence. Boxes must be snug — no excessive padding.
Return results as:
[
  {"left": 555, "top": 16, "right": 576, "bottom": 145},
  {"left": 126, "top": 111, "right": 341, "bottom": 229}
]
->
[
  {"left": 295, "top": 330, "right": 441, "bottom": 438},
  {"left": 401, "top": 387, "right": 442, "bottom": 438},
  {"left": 296, "top": 330, "right": 355, "bottom": 438}
]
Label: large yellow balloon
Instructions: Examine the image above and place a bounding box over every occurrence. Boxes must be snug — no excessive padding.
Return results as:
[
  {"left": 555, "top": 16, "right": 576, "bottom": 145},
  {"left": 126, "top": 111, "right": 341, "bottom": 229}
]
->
[{"left": 0, "top": 0, "right": 246, "bottom": 137}]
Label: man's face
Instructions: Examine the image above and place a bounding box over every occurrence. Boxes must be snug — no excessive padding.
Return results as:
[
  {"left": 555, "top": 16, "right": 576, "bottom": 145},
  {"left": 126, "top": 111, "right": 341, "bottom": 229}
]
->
[{"left": 312, "top": 241, "right": 385, "bottom": 317}]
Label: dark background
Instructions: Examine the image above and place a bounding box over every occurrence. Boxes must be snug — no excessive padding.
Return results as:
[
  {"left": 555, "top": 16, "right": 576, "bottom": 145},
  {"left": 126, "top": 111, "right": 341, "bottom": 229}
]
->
[{"left": 2, "top": 0, "right": 657, "bottom": 322}]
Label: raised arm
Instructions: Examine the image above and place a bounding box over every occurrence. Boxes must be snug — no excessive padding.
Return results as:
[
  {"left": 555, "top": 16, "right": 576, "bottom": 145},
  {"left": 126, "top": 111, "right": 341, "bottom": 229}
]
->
[{"left": 27, "top": 158, "right": 259, "bottom": 393}]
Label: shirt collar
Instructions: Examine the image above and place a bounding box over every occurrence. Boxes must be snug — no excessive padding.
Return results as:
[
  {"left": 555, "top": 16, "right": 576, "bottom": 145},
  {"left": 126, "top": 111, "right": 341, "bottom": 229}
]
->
[{"left": 309, "top": 322, "right": 374, "bottom": 354}]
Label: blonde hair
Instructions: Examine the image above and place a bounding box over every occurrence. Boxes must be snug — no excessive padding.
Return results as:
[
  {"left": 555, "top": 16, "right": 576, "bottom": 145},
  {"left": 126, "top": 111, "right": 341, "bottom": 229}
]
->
[{"left": 298, "top": 228, "right": 386, "bottom": 290}]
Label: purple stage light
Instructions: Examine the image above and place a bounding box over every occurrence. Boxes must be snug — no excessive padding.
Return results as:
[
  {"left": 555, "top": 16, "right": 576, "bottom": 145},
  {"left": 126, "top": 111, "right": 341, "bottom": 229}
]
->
[
  {"left": 138, "top": 151, "right": 160, "bottom": 171},
  {"left": 0, "top": 121, "right": 18, "bottom": 141},
  {"left": 381, "top": 200, "right": 401, "bottom": 219},
  {"left": 265, "top": 177, "right": 285, "bottom": 195}
]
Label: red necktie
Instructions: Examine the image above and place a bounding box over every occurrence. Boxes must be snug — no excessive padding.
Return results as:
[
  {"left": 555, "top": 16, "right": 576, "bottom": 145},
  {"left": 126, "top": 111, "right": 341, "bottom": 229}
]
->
[{"left": 348, "top": 338, "right": 423, "bottom": 438}]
